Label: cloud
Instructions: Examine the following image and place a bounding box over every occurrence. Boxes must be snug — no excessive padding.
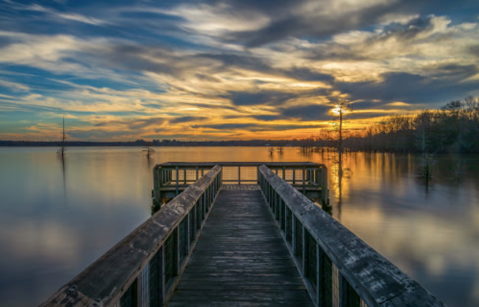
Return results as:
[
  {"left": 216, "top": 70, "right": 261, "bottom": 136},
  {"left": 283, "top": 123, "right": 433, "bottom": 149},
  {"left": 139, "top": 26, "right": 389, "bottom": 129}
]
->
[
  {"left": 0, "top": 79, "right": 29, "bottom": 92},
  {"left": 337, "top": 68, "right": 479, "bottom": 106},
  {"left": 191, "top": 122, "right": 325, "bottom": 132},
  {"left": 169, "top": 116, "right": 207, "bottom": 124},
  {"left": 24, "top": 4, "right": 105, "bottom": 26},
  {"left": 1, "top": 0, "right": 479, "bottom": 140},
  {"left": 280, "top": 104, "right": 330, "bottom": 121},
  {"left": 229, "top": 91, "right": 296, "bottom": 106},
  {"left": 469, "top": 45, "right": 479, "bottom": 58},
  {"left": 199, "top": 0, "right": 425, "bottom": 47}
]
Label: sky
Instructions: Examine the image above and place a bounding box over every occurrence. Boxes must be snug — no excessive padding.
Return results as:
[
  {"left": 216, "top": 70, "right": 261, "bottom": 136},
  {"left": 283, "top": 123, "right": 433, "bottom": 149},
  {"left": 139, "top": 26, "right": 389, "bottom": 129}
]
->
[{"left": 0, "top": 0, "right": 478, "bottom": 141}]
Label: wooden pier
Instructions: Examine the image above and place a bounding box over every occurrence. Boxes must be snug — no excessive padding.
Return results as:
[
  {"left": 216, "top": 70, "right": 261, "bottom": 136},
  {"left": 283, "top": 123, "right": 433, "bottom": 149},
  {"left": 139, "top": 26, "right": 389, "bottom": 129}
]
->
[
  {"left": 40, "top": 162, "right": 446, "bottom": 307},
  {"left": 168, "top": 185, "right": 314, "bottom": 306}
]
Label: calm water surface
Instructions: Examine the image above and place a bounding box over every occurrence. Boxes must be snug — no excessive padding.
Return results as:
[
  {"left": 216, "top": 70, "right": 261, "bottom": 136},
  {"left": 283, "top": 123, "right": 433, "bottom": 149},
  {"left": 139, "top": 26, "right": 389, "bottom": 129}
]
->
[{"left": 0, "top": 147, "right": 478, "bottom": 307}]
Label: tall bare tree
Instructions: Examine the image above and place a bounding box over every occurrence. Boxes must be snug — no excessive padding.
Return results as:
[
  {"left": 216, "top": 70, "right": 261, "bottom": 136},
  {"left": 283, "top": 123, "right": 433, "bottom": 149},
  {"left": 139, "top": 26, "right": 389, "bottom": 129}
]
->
[
  {"left": 330, "top": 99, "right": 352, "bottom": 175},
  {"left": 57, "top": 115, "right": 66, "bottom": 159}
]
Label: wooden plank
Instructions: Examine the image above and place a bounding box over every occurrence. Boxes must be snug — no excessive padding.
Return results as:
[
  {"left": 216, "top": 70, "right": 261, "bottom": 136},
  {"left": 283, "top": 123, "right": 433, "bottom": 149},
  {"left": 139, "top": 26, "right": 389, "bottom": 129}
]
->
[{"left": 167, "top": 187, "right": 314, "bottom": 307}]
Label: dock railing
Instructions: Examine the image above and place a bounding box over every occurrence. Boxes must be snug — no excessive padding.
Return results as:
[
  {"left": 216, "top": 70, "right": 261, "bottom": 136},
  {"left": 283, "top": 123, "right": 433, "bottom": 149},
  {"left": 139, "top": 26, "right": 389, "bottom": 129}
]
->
[
  {"left": 40, "top": 165, "right": 223, "bottom": 307},
  {"left": 153, "top": 162, "right": 328, "bottom": 206},
  {"left": 258, "top": 165, "right": 445, "bottom": 307}
]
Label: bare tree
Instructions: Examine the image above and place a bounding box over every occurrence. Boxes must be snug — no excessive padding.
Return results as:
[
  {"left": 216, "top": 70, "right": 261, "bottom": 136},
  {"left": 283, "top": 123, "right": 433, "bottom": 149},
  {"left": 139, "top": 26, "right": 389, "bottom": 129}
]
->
[
  {"left": 57, "top": 115, "right": 66, "bottom": 159},
  {"left": 329, "top": 99, "right": 352, "bottom": 175},
  {"left": 143, "top": 141, "right": 155, "bottom": 159}
]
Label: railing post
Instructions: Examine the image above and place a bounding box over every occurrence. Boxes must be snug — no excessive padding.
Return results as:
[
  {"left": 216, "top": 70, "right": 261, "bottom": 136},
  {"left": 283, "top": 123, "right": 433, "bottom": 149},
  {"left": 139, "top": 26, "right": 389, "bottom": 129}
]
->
[
  {"left": 175, "top": 166, "right": 179, "bottom": 196},
  {"left": 340, "top": 274, "right": 346, "bottom": 307},
  {"left": 196, "top": 166, "right": 199, "bottom": 181},
  {"left": 282, "top": 166, "right": 286, "bottom": 180},
  {"left": 203, "top": 192, "right": 207, "bottom": 218},
  {"left": 322, "top": 166, "right": 329, "bottom": 205},
  {"left": 292, "top": 215, "right": 296, "bottom": 258},
  {"left": 317, "top": 244, "right": 323, "bottom": 305},
  {"left": 137, "top": 274, "right": 143, "bottom": 307},
  {"left": 302, "top": 226, "right": 306, "bottom": 276},
  {"left": 238, "top": 166, "right": 241, "bottom": 185},
  {"left": 302, "top": 167, "right": 306, "bottom": 195},
  {"left": 176, "top": 226, "right": 181, "bottom": 277},
  {"left": 153, "top": 166, "right": 160, "bottom": 206},
  {"left": 184, "top": 169, "right": 187, "bottom": 185},
  {"left": 293, "top": 169, "right": 296, "bottom": 184},
  {"left": 279, "top": 199, "right": 283, "bottom": 230},
  {"left": 186, "top": 213, "right": 191, "bottom": 255},
  {"left": 160, "top": 246, "right": 166, "bottom": 305}
]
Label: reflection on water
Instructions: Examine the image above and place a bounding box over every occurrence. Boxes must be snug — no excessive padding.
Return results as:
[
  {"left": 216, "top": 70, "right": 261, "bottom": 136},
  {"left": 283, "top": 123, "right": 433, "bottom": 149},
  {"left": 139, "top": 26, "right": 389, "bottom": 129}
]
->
[{"left": 0, "top": 147, "right": 478, "bottom": 307}]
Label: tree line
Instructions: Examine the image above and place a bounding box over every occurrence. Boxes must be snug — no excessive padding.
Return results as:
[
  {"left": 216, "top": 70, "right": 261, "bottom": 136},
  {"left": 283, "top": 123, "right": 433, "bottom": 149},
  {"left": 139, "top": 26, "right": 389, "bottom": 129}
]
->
[{"left": 312, "top": 96, "right": 479, "bottom": 153}]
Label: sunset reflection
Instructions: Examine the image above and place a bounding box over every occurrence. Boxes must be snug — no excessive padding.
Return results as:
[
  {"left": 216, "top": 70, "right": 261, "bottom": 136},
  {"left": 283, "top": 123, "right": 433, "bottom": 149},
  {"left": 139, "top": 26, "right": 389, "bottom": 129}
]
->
[{"left": 0, "top": 147, "right": 478, "bottom": 307}]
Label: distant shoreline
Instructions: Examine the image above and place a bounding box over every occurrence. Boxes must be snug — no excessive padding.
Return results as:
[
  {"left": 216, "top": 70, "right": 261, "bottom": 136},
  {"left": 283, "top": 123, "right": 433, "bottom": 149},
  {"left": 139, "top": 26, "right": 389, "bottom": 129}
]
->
[{"left": 0, "top": 140, "right": 296, "bottom": 147}]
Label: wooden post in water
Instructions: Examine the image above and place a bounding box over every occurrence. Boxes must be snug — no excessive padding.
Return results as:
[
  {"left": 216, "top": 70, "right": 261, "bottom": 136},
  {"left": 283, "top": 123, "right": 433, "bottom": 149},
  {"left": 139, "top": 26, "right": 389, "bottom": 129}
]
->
[{"left": 176, "top": 166, "right": 179, "bottom": 196}]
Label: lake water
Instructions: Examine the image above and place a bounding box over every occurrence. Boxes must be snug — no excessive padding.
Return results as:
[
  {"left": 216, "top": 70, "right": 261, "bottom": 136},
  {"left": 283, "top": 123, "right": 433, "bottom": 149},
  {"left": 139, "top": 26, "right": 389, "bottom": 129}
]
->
[{"left": 0, "top": 147, "right": 478, "bottom": 307}]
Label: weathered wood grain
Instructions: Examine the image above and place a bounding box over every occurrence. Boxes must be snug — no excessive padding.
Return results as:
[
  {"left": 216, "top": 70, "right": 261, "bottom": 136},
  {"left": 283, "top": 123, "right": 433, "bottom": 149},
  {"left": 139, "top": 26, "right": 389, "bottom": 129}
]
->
[{"left": 167, "top": 188, "right": 315, "bottom": 307}]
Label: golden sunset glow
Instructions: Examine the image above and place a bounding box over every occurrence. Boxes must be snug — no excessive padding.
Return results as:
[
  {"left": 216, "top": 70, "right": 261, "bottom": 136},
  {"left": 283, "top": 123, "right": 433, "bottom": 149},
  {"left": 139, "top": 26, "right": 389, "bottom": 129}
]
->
[{"left": 0, "top": 1, "right": 478, "bottom": 141}]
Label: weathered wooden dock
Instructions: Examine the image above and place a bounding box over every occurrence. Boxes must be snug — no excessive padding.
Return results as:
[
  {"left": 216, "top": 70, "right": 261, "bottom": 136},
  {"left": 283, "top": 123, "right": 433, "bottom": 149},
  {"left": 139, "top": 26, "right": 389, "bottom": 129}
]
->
[
  {"left": 40, "top": 162, "right": 446, "bottom": 307},
  {"left": 168, "top": 185, "right": 314, "bottom": 306}
]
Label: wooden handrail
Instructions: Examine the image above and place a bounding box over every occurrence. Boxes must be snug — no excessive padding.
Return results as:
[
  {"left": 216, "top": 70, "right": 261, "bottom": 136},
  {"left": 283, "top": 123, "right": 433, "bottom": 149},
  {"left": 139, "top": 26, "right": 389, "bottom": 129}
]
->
[
  {"left": 258, "top": 165, "right": 445, "bottom": 307},
  {"left": 40, "top": 165, "right": 223, "bottom": 307}
]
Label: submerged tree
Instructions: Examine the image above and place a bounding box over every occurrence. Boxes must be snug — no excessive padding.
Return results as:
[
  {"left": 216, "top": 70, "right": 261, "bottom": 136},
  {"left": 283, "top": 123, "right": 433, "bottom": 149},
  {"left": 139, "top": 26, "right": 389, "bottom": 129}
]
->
[
  {"left": 418, "top": 153, "right": 436, "bottom": 179},
  {"left": 266, "top": 145, "right": 275, "bottom": 155},
  {"left": 329, "top": 99, "right": 352, "bottom": 175},
  {"left": 143, "top": 141, "right": 155, "bottom": 159},
  {"left": 57, "top": 115, "right": 67, "bottom": 159}
]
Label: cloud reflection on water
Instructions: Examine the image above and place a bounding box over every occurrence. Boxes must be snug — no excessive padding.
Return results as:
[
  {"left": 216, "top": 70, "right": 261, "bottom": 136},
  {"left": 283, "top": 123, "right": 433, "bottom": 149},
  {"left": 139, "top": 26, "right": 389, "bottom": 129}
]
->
[{"left": 0, "top": 147, "right": 477, "bottom": 307}]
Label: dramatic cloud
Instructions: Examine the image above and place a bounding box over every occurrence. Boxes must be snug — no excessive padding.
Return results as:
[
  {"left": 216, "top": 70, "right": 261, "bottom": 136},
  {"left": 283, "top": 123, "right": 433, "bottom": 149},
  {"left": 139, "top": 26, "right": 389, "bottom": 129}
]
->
[{"left": 0, "top": 0, "right": 478, "bottom": 140}]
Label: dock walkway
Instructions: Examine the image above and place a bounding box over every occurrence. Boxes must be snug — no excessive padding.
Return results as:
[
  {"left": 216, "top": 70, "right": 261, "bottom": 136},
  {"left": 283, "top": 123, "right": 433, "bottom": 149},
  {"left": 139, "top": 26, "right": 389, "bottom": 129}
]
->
[{"left": 167, "top": 185, "right": 314, "bottom": 306}]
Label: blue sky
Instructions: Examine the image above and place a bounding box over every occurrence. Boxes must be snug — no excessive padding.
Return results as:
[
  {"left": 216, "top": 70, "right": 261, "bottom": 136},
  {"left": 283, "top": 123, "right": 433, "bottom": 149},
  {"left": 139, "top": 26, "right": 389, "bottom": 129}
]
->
[{"left": 0, "top": 0, "right": 478, "bottom": 141}]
